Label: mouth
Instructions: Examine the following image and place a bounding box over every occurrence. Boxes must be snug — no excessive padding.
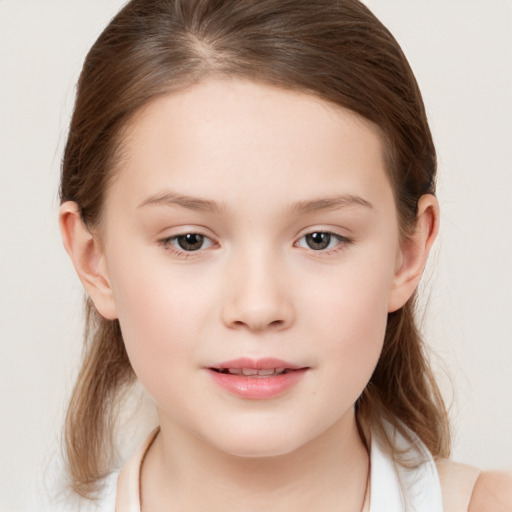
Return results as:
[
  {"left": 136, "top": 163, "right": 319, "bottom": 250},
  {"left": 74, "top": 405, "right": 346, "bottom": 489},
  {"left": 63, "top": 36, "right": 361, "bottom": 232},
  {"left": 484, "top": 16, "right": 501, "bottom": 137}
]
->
[
  {"left": 206, "top": 358, "right": 309, "bottom": 399},
  {"left": 210, "top": 367, "right": 292, "bottom": 377}
]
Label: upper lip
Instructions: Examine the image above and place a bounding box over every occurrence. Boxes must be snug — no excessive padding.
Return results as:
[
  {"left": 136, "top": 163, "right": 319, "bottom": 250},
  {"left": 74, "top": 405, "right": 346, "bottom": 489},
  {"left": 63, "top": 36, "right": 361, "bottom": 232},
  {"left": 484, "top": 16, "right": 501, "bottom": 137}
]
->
[{"left": 209, "top": 357, "right": 306, "bottom": 370}]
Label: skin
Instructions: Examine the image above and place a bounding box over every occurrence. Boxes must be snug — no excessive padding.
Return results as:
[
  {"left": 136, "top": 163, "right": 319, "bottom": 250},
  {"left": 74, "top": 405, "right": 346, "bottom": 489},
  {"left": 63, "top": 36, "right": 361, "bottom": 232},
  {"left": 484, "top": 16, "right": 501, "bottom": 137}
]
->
[
  {"left": 469, "top": 471, "right": 512, "bottom": 512},
  {"left": 61, "top": 79, "right": 443, "bottom": 511}
]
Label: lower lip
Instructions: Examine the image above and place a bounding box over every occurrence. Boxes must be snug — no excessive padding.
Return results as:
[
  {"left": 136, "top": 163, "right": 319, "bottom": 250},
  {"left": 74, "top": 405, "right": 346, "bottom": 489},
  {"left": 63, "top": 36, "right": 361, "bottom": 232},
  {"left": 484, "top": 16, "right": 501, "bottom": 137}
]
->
[{"left": 206, "top": 369, "right": 308, "bottom": 400}]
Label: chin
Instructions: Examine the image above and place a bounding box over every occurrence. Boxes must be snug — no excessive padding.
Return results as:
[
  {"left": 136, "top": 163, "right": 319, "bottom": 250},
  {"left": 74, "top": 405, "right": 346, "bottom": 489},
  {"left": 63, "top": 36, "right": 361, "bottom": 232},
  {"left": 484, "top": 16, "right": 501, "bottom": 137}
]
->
[
  {"left": 197, "top": 416, "right": 316, "bottom": 459},
  {"left": 215, "top": 434, "right": 303, "bottom": 459}
]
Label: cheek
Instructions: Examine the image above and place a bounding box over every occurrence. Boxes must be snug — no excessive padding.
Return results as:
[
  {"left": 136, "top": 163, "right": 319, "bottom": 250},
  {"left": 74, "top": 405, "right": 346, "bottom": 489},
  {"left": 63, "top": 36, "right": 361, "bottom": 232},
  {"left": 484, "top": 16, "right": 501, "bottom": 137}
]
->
[
  {"left": 319, "top": 290, "right": 388, "bottom": 380},
  {"left": 301, "top": 257, "right": 394, "bottom": 393},
  {"left": 107, "top": 257, "right": 213, "bottom": 391}
]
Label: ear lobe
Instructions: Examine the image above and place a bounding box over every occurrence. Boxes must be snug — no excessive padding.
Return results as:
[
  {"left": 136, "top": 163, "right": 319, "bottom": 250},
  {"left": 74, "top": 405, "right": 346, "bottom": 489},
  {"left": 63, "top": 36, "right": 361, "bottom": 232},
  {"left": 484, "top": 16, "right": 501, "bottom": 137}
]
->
[
  {"left": 59, "top": 201, "right": 118, "bottom": 320},
  {"left": 387, "top": 194, "right": 440, "bottom": 313}
]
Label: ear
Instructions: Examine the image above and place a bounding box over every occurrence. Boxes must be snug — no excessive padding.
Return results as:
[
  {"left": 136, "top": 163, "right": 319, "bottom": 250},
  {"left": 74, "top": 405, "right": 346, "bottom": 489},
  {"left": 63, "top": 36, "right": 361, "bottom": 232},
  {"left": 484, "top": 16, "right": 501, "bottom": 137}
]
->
[
  {"left": 59, "top": 201, "right": 118, "bottom": 320},
  {"left": 387, "top": 194, "right": 440, "bottom": 313}
]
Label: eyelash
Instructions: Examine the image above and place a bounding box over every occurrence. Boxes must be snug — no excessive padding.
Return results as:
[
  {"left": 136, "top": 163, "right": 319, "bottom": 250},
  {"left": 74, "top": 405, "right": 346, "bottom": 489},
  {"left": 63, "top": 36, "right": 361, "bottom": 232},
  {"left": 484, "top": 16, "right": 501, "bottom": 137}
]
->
[{"left": 158, "top": 230, "right": 353, "bottom": 259}]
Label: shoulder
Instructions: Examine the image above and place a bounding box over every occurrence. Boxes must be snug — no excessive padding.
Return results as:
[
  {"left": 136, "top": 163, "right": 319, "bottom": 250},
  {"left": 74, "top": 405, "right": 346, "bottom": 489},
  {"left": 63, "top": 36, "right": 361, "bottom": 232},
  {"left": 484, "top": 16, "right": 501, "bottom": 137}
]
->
[
  {"left": 468, "top": 470, "right": 512, "bottom": 512},
  {"left": 436, "top": 459, "right": 512, "bottom": 512},
  {"left": 436, "top": 459, "right": 480, "bottom": 512}
]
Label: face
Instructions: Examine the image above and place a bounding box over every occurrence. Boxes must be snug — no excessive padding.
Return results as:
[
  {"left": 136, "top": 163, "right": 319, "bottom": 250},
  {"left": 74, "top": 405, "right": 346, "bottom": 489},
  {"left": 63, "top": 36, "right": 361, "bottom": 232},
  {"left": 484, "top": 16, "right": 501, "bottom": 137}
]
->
[{"left": 97, "top": 79, "right": 405, "bottom": 457}]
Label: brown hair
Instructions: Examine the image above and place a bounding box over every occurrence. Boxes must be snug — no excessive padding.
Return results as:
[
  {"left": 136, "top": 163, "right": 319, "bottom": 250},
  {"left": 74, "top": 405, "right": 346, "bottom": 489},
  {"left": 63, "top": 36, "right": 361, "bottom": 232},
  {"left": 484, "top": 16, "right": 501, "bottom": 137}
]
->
[{"left": 61, "top": 0, "right": 449, "bottom": 498}]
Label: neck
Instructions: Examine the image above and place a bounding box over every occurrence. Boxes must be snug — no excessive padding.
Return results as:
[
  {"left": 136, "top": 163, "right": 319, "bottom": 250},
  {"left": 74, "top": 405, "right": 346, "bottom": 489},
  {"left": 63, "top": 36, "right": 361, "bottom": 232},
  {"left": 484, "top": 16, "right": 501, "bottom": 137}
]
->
[{"left": 141, "top": 410, "right": 370, "bottom": 512}]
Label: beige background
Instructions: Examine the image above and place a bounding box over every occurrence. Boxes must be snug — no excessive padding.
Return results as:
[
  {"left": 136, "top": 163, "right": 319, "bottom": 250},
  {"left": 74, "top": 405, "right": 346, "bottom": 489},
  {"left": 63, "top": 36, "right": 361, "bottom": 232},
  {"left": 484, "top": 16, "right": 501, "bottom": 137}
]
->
[{"left": 0, "top": 1, "right": 511, "bottom": 510}]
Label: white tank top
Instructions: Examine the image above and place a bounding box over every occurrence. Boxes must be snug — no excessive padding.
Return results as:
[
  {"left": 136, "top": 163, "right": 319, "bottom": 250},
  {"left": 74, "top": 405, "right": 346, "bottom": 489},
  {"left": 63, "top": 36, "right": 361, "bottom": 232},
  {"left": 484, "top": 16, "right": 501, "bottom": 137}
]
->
[
  {"left": 30, "top": 423, "right": 480, "bottom": 511},
  {"left": 369, "top": 426, "right": 443, "bottom": 511}
]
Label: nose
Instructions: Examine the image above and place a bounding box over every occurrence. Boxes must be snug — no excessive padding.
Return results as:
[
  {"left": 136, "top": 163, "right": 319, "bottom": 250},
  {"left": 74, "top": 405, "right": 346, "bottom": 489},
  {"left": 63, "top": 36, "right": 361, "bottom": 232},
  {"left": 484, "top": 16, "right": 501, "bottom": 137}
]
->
[{"left": 221, "top": 249, "right": 295, "bottom": 333}]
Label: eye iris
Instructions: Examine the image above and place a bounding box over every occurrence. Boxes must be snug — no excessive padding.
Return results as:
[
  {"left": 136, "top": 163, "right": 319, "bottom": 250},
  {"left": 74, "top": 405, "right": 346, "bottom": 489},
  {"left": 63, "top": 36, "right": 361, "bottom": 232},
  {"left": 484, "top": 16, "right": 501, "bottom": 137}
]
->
[
  {"left": 306, "top": 232, "right": 331, "bottom": 250},
  {"left": 177, "top": 233, "right": 204, "bottom": 251}
]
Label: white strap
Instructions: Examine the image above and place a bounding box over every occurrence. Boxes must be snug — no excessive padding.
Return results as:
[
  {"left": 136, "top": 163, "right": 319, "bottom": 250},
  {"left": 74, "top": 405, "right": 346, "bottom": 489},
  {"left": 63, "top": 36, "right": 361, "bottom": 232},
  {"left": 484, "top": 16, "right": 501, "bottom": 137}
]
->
[
  {"left": 370, "top": 426, "right": 443, "bottom": 512},
  {"left": 369, "top": 436, "right": 406, "bottom": 510},
  {"left": 116, "top": 428, "right": 159, "bottom": 512}
]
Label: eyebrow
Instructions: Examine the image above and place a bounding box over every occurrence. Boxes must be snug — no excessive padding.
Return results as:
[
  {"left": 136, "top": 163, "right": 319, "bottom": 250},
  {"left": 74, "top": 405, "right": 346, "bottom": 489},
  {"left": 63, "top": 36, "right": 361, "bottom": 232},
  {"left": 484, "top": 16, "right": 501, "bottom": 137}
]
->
[
  {"left": 291, "top": 195, "right": 373, "bottom": 213},
  {"left": 137, "top": 191, "right": 373, "bottom": 213},
  {"left": 138, "top": 192, "right": 222, "bottom": 213}
]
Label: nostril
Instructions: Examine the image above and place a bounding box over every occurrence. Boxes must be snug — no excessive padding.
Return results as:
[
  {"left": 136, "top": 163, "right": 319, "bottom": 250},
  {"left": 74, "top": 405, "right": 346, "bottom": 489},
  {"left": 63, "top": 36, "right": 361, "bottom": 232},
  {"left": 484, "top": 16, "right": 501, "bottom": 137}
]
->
[
  {"left": 230, "top": 318, "right": 286, "bottom": 331},
  {"left": 221, "top": 294, "right": 295, "bottom": 331}
]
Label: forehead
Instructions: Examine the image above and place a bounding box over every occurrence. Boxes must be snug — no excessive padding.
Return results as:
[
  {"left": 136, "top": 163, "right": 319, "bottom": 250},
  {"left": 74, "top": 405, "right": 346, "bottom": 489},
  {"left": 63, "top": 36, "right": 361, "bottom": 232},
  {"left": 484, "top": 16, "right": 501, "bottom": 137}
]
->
[{"left": 108, "top": 78, "right": 394, "bottom": 214}]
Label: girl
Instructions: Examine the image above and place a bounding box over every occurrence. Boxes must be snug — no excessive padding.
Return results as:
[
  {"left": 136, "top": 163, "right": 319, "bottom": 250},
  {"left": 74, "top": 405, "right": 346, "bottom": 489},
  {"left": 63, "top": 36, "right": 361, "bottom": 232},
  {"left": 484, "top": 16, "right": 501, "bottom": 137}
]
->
[{"left": 57, "top": 0, "right": 511, "bottom": 510}]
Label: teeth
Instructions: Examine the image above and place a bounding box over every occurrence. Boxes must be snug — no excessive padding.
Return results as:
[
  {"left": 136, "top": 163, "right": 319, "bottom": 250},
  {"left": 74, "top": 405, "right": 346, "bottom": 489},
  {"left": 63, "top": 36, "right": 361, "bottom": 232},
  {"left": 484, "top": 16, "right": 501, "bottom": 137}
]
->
[
  {"left": 222, "top": 368, "right": 289, "bottom": 376},
  {"left": 257, "top": 369, "right": 276, "bottom": 376},
  {"left": 242, "top": 368, "right": 259, "bottom": 376}
]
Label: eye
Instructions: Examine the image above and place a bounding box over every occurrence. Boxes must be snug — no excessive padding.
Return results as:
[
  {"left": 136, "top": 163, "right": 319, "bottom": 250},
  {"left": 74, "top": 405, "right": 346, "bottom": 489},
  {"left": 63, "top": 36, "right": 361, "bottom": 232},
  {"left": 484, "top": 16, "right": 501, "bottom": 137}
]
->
[
  {"left": 296, "top": 231, "right": 349, "bottom": 251},
  {"left": 160, "top": 232, "right": 214, "bottom": 253},
  {"left": 175, "top": 233, "right": 207, "bottom": 251}
]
